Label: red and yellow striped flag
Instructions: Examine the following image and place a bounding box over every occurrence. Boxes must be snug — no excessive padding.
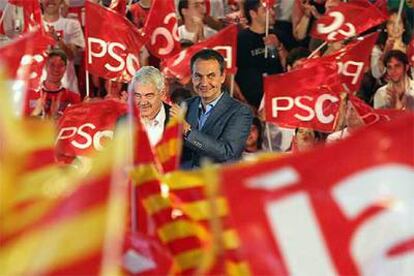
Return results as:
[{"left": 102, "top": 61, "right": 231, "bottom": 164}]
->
[
  {"left": 154, "top": 114, "right": 183, "bottom": 174},
  {"left": 0, "top": 75, "right": 130, "bottom": 275}
]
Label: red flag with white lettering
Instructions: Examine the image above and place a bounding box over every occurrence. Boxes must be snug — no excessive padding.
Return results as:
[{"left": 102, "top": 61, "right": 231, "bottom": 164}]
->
[
  {"left": 142, "top": 0, "right": 181, "bottom": 59},
  {"left": 221, "top": 113, "right": 414, "bottom": 275},
  {"left": 303, "top": 32, "right": 379, "bottom": 94},
  {"left": 264, "top": 61, "right": 342, "bottom": 132},
  {"left": 161, "top": 24, "right": 238, "bottom": 84},
  {"left": 0, "top": 27, "right": 55, "bottom": 88},
  {"left": 55, "top": 99, "right": 128, "bottom": 164},
  {"left": 85, "top": 1, "right": 144, "bottom": 82},
  {"left": 311, "top": 1, "right": 386, "bottom": 42}
]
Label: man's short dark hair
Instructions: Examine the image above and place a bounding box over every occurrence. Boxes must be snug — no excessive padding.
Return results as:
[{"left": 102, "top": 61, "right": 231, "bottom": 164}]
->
[
  {"left": 384, "top": 49, "right": 409, "bottom": 67},
  {"left": 48, "top": 48, "right": 68, "bottom": 65},
  {"left": 243, "top": 0, "right": 261, "bottom": 26},
  {"left": 190, "top": 49, "right": 225, "bottom": 75},
  {"left": 177, "top": 0, "right": 188, "bottom": 20},
  {"left": 384, "top": 49, "right": 411, "bottom": 78}
]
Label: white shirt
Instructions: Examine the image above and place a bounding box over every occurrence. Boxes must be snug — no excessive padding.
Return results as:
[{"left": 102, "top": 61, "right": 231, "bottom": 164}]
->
[
  {"left": 374, "top": 78, "right": 414, "bottom": 110},
  {"left": 178, "top": 24, "right": 217, "bottom": 43},
  {"left": 143, "top": 105, "right": 166, "bottom": 147},
  {"left": 42, "top": 17, "right": 85, "bottom": 93}
]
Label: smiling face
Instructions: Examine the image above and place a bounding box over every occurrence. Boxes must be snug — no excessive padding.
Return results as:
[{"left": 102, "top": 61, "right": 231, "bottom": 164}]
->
[
  {"left": 41, "top": 0, "right": 63, "bottom": 15},
  {"left": 386, "top": 57, "right": 408, "bottom": 84},
  {"left": 45, "top": 55, "right": 66, "bottom": 83},
  {"left": 191, "top": 58, "right": 225, "bottom": 104},
  {"left": 134, "top": 82, "right": 164, "bottom": 120}
]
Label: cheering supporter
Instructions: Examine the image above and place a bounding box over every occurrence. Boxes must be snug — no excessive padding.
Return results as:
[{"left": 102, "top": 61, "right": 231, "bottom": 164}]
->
[
  {"left": 291, "top": 0, "right": 325, "bottom": 49},
  {"left": 235, "top": 0, "right": 287, "bottom": 110},
  {"left": 243, "top": 116, "right": 264, "bottom": 159},
  {"left": 371, "top": 9, "right": 412, "bottom": 83},
  {"left": 24, "top": 49, "right": 80, "bottom": 119},
  {"left": 374, "top": 50, "right": 414, "bottom": 111},
  {"left": 130, "top": 66, "right": 171, "bottom": 146},
  {"left": 41, "top": 0, "right": 85, "bottom": 94},
  {"left": 177, "top": 0, "right": 217, "bottom": 43},
  {"left": 170, "top": 49, "right": 253, "bottom": 169}
]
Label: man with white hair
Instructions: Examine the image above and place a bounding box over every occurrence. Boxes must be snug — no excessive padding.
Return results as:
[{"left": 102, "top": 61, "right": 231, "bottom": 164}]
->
[{"left": 129, "top": 66, "right": 171, "bottom": 146}]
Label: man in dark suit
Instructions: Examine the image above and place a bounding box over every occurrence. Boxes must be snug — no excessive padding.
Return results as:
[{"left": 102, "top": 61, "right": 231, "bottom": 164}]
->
[
  {"left": 129, "top": 66, "right": 170, "bottom": 146},
  {"left": 170, "top": 49, "right": 253, "bottom": 169}
]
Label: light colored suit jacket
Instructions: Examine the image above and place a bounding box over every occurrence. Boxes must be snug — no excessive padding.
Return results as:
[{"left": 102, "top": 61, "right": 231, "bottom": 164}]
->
[{"left": 180, "top": 92, "right": 253, "bottom": 169}]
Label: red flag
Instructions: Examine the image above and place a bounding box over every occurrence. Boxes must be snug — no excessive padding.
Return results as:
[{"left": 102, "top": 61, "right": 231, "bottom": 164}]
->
[
  {"left": 221, "top": 113, "right": 414, "bottom": 275},
  {"left": 142, "top": 0, "right": 181, "bottom": 59},
  {"left": 85, "top": 1, "right": 144, "bottom": 82},
  {"left": 311, "top": 1, "right": 386, "bottom": 42},
  {"left": 264, "top": 61, "right": 342, "bottom": 132},
  {"left": 109, "top": 0, "right": 127, "bottom": 15},
  {"left": 0, "top": 28, "right": 55, "bottom": 88},
  {"left": 161, "top": 24, "right": 238, "bottom": 84},
  {"left": 407, "top": 37, "right": 414, "bottom": 67},
  {"left": 55, "top": 99, "right": 128, "bottom": 164},
  {"left": 348, "top": 95, "right": 390, "bottom": 126},
  {"left": 303, "top": 32, "right": 379, "bottom": 94},
  {"left": 6, "top": 0, "right": 42, "bottom": 33}
]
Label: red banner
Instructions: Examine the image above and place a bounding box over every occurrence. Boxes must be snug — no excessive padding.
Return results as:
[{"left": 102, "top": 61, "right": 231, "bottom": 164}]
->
[
  {"left": 5, "top": 0, "right": 42, "bottom": 33},
  {"left": 55, "top": 99, "right": 127, "bottom": 164},
  {"left": 85, "top": 1, "right": 144, "bottom": 82},
  {"left": 161, "top": 24, "right": 238, "bottom": 84},
  {"left": 311, "top": 1, "right": 386, "bottom": 42},
  {"left": 0, "top": 27, "right": 55, "bottom": 88},
  {"left": 348, "top": 95, "right": 390, "bottom": 126},
  {"left": 303, "top": 32, "right": 379, "bottom": 94},
  {"left": 142, "top": 0, "right": 181, "bottom": 59},
  {"left": 221, "top": 113, "right": 414, "bottom": 275},
  {"left": 264, "top": 62, "right": 342, "bottom": 132}
]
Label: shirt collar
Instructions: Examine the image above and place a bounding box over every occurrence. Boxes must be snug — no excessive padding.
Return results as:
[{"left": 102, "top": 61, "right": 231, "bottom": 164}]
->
[
  {"left": 199, "top": 92, "right": 223, "bottom": 113},
  {"left": 144, "top": 104, "right": 166, "bottom": 127}
]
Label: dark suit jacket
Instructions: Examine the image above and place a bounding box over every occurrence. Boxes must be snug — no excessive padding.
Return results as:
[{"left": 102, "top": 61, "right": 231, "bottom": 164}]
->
[{"left": 180, "top": 92, "right": 253, "bottom": 169}]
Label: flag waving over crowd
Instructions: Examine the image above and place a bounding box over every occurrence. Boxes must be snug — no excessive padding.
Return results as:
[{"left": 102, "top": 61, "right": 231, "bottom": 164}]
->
[
  {"left": 0, "top": 27, "right": 55, "bottom": 88},
  {"left": 264, "top": 61, "right": 342, "bottom": 132},
  {"left": 142, "top": 0, "right": 181, "bottom": 59},
  {"left": 303, "top": 32, "right": 379, "bottom": 94},
  {"left": 311, "top": 1, "right": 386, "bottom": 41},
  {"left": 161, "top": 24, "right": 238, "bottom": 84},
  {"left": 85, "top": 1, "right": 144, "bottom": 82},
  {"left": 221, "top": 113, "right": 414, "bottom": 275}
]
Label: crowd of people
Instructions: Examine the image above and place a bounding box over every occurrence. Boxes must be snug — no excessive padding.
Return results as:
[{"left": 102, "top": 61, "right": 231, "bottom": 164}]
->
[{"left": 1, "top": 0, "right": 413, "bottom": 169}]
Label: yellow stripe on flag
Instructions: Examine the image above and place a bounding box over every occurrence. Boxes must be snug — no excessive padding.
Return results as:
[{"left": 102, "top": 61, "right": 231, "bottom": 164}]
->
[
  {"left": 155, "top": 138, "right": 178, "bottom": 164},
  {"left": 180, "top": 197, "right": 229, "bottom": 221},
  {"left": 1, "top": 200, "right": 57, "bottom": 236},
  {"left": 157, "top": 220, "right": 210, "bottom": 243},
  {"left": 225, "top": 261, "right": 251, "bottom": 276},
  {"left": 223, "top": 229, "right": 241, "bottom": 250},
  {"left": 142, "top": 194, "right": 172, "bottom": 215},
  {"left": 0, "top": 205, "right": 107, "bottom": 275},
  {"left": 175, "top": 248, "right": 206, "bottom": 271},
  {"left": 162, "top": 170, "right": 204, "bottom": 190},
  {"left": 130, "top": 164, "right": 159, "bottom": 185}
]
